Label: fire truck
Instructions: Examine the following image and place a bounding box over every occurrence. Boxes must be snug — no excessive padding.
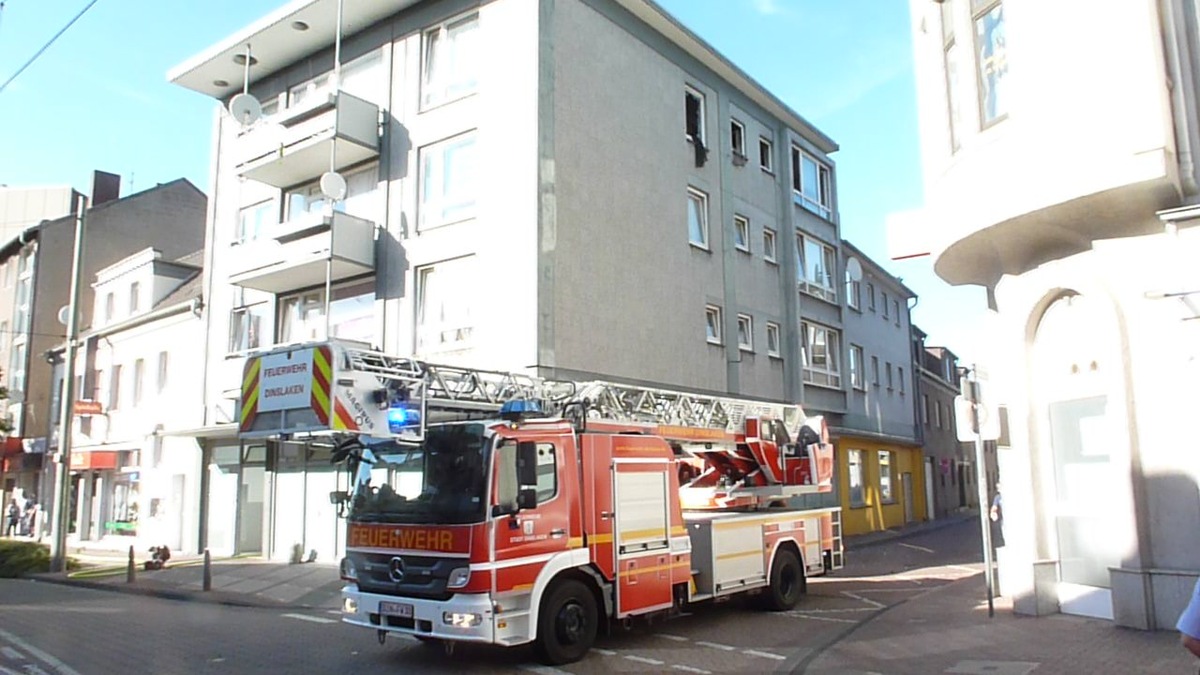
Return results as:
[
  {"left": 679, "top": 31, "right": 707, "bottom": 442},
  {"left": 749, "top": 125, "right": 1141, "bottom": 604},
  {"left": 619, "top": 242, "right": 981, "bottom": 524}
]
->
[{"left": 239, "top": 340, "right": 843, "bottom": 664}]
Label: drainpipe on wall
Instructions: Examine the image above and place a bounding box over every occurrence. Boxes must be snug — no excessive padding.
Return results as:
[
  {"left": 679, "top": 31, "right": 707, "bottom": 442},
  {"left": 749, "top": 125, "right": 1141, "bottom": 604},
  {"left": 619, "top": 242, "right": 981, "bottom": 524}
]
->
[{"left": 1160, "top": 0, "right": 1199, "bottom": 196}]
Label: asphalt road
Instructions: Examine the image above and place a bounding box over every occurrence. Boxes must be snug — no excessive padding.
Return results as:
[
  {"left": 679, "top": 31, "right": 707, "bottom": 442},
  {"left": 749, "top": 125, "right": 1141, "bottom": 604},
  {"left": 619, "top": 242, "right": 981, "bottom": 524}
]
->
[{"left": 0, "top": 519, "right": 988, "bottom": 675}]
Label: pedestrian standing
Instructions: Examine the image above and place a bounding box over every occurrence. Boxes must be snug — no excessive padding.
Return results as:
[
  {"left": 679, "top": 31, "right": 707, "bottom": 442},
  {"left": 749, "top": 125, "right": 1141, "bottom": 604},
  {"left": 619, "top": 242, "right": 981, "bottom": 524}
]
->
[
  {"left": 4, "top": 499, "right": 19, "bottom": 537},
  {"left": 989, "top": 483, "right": 1005, "bottom": 549},
  {"left": 1179, "top": 578, "right": 1200, "bottom": 660}
]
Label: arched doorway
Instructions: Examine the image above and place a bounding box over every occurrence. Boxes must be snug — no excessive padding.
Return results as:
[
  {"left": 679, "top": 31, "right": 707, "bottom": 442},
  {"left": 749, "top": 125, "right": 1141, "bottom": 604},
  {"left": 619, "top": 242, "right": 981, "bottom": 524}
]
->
[{"left": 1031, "top": 292, "right": 1130, "bottom": 619}]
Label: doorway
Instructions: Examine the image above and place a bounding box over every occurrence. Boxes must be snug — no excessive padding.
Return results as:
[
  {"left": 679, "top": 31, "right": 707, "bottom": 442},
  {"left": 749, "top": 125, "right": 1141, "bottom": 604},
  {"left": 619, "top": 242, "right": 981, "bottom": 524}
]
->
[{"left": 902, "top": 473, "right": 915, "bottom": 523}]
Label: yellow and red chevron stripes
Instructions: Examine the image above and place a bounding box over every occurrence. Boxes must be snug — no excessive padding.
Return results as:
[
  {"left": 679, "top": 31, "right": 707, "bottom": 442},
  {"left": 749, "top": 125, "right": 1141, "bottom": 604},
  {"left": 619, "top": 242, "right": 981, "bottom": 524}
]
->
[
  {"left": 311, "top": 346, "right": 332, "bottom": 425},
  {"left": 332, "top": 398, "right": 358, "bottom": 431},
  {"left": 240, "top": 357, "right": 262, "bottom": 432}
]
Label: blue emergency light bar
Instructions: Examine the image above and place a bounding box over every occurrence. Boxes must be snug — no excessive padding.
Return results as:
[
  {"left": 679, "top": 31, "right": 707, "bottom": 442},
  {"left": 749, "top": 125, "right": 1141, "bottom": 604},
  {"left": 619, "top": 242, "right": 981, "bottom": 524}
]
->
[
  {"left": 500, "top": 399, "right": 544, "bottom": 421},
  {"left": 387, "top": 403, "right": 422, "bottom": 434}
]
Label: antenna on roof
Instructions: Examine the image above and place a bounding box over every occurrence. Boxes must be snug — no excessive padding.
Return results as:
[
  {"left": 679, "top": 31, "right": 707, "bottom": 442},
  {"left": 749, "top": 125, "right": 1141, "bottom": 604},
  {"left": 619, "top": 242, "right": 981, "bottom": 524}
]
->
[{"left": 228, "top": 43, "right": 261, "bottom": 127}]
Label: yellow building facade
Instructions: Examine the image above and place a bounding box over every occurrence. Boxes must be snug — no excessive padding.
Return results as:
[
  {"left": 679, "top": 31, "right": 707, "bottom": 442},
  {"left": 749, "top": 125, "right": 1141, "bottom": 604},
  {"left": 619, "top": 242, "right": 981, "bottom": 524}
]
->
[{"left": 836, "top": 437, "right": 926, "bottom": 536}]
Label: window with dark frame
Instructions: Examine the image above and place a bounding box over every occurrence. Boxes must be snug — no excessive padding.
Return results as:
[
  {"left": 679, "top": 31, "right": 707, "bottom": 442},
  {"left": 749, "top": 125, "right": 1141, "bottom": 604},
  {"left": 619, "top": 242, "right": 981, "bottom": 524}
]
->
[{"left": 731, "top": 119, "right": 747, "bottom": 162}]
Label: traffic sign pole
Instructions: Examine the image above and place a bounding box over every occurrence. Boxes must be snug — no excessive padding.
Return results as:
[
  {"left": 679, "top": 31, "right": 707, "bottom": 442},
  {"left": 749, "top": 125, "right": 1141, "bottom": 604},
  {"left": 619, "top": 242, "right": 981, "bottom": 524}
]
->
[{"left": 967, "top": 365, "right": 997, "bottom": 618}]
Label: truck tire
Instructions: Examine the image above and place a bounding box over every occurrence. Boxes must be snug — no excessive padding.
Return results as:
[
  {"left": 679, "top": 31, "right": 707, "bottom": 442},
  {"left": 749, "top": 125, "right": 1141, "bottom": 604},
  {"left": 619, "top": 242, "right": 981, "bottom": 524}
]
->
[
  {"left": 534, "top": 579, "right": 598, "bottom": 665},
  {"left": 762, "top": 548, "right": 805, "bottom": 611}
]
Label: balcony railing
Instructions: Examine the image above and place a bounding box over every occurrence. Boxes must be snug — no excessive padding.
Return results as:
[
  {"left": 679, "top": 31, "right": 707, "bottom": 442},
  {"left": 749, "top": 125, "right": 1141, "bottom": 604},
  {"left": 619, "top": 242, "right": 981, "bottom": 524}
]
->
[
  {"left": 234, "top": 91, "right": 379, "bottom": 188},
  {"left": 228, "top": 210, "right": 376, "bottom": 294}
]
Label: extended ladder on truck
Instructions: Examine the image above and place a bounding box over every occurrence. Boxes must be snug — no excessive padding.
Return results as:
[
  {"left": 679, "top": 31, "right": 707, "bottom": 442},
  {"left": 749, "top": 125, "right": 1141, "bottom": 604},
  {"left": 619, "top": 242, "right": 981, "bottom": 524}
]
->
[{"left": 240, "top": 339, "right": 836, "bottom": 512}]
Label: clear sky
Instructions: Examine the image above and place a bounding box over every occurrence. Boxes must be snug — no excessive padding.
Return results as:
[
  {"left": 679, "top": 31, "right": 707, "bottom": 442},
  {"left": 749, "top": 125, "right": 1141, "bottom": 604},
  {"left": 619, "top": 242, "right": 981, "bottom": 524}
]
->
[{"left": 0, "top": 0, "right": 988, "bottom": 363}]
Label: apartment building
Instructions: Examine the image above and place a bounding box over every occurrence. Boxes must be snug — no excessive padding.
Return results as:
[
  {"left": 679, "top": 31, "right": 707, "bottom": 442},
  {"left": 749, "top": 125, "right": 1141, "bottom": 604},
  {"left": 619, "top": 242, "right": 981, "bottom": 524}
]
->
[
  {"left": 896, "top": 0, "right": 1200, "bottom": 628},
  {"left": 912, "top": 332, "right": 979, "bottom": 519},
  {"left": 49, "top": 249, "right": 205, "bottom": 551},
  {"left": 0, "top": 176, "right": 206, "bottom": 514},
  {"left": 168, "top": 0, "right": 900, "bottom": 560},
  {"left": 836, "top": 241, "right": 922, "bottom": 534}
]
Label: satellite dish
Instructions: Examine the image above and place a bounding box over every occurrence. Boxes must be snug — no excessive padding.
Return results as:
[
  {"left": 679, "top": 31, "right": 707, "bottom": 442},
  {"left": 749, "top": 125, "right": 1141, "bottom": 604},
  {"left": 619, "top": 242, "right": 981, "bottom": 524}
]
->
[
  {"left": 320, "top": 171, "right": 347, "bottom": 201},
  {"left": 57, "top": 305, "right": 70, "bottom": 326},
  {"left": 229, "top": 93, "right": 262, "bottom": 126},
  {"left": 846, "top": 256, "right": 863, "bottom": 282}
]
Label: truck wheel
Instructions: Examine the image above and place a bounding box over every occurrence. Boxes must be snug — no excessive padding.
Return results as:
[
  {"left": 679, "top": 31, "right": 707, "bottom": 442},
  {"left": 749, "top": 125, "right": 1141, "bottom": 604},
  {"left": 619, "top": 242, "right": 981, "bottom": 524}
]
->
[
  {"left": 762, "top": 548, "right": 805, "bottom": 611},
  {"left": 534, "top": 579, "right": 598, "bottom": 665}
]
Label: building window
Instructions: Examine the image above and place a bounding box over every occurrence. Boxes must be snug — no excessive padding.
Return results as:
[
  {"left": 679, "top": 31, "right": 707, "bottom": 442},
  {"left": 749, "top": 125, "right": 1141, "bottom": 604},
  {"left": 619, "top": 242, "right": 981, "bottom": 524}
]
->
[
  {"left": 705, "top": 305, "right": 723, "bottom": 345},
  {"left": 422, "top": 13, "right": 480, "bottom": 109},
  {"left": 893, "top": 299, "right": 901, "bottom": 326},
  {"left": 848, "top": 449, "right": 865, "bottom": 507},
  {"left": 766, "top": 322, "right": 781, "bottom": 357},
  {"left": 104, "top": 292, "right": 115, "bottom": 323},
  {"left": 157, "top": 351, "right": 168, "bottom": 394},
  {"left": 801, "top": 321, "right": 841, "bottom": 388},
  {"left": 133, "top": 358, "right": 144, "bottom": 406},
  {"left": 879, "top": 451, "right": 894, "bottom": 503},
  {"left": 898, "top": 366, "right": 905, "bottom": 394},
  {"left": 973, "top": 0, "right": 1008, "bottom": 126},
  {"left": 882, "top": 292, "right": 890, "bottom": 320},
  {"left": 759, "top": 137, "right": 773, "bottom": 172},
  {"left": 845, "top": 271, "right": 861, "bottom": 310},
  {"left": 733, "top": 215, "right": 750, "bottom": 252},
  {"left": 237, "top": 200, "right": 276, "bottom": 242},
  {"left": 109, "top": 365, "right": 123, "bottom": 410},
  {"left": 730, "top": 118, "right": 747, "bottom": 161},
  {"left": 849, "top": 344, "right": 865, "bottom": 390},
  {"left": 762, "top": 228, "right": 777, "bottom": 263},
  {"left": 935, "top": 400, "right": 943, "bottom": 428},
  {"left": 129, "top": 282, "right": 141, "bottom": 314},
  {"left": 871, "top": 355, "right": 880, "bottom": 386},
  {"left": 886, "top": 362, "right": 894, "bottom": 390},
  {"left": 419, "top": 133, "right": 477, "bottom": 229},
  {"left": 922, "top": 394, "right": 930, "bottom": 425},
  {"left": 8, "top": 341, "right": 25, "bottom": 398},
  {"left": 417, "top": 258, "right": 474, "bottom": 353},
  {"left": 796, "top": 234, "right": 837, "bottom": 303},
  {"left": 286, "top": 163, "right": 379, "bottom": 224},
  {"left": 737, "top": 314, "right": 753, "bottom": 352},
  {"left": 229, "top": 303, "right": 267, "bottom": 353},
  {"left": 278, "top": 280, "right": 375, "bottom": 345},
  {"left": 791, "top": 147, "right": 832, "bottom": 219},
  {"left": 866, "top": 282, "right": 876, "bottom": 312},
  {"left": 687, "top": 188, "right": 709, "bottom": 249},
  {"left": 685, "top": 86, "right": 706, "bottom": 146}
]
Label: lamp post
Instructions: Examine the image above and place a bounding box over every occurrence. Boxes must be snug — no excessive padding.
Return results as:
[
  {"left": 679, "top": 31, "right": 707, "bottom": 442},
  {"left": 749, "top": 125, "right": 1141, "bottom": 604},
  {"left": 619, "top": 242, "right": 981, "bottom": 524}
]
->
[{"left": 49, "top": 195, "right": 87, "bottom": 573}]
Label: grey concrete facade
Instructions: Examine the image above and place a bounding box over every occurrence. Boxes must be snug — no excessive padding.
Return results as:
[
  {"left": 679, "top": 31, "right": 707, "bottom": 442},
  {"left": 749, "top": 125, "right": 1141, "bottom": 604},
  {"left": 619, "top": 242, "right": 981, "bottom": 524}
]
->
[{"left": 172, "top": 0, "right": 933, "bottom": 557}]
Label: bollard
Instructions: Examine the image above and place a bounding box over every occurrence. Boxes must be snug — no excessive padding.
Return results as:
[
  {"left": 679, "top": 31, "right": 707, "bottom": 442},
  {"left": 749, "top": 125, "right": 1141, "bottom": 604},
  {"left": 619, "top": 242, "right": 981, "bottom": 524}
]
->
[
  {"left": 126, "top": 545, "right": 136, "bottom": 584},
  {"left": 202, "top": 548, "right": 212, "bottom": 592}
]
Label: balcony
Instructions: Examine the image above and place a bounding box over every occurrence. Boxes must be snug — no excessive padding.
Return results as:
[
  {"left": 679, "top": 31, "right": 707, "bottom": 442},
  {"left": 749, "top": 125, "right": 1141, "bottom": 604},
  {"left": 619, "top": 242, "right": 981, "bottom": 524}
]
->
[
  {"left": 235, "top": 91, "right": 379, "bottom": 189},
  {"left": 228, "top": 210, "right": 376, "bottom": 293}
]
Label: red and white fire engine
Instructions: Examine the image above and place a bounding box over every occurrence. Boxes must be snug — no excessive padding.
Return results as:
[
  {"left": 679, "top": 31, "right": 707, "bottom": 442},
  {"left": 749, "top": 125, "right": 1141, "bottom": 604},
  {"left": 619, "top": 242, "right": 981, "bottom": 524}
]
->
[{"left": 239, "top": 340, "right": 843, "bottom": 664}]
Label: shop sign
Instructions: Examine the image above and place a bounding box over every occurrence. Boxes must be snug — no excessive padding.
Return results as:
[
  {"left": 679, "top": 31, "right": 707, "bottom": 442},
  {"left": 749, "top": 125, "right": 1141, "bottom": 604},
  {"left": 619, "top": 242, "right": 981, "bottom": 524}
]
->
[{"left": 75, "top": 400, "right": 104, "bottom": 416}]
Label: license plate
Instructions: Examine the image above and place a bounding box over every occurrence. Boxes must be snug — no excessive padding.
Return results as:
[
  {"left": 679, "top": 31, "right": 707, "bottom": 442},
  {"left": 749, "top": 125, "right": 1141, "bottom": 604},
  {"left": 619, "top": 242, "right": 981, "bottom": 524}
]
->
[{"left": 379, "top": 601, "right": 414, "bottom": 618}]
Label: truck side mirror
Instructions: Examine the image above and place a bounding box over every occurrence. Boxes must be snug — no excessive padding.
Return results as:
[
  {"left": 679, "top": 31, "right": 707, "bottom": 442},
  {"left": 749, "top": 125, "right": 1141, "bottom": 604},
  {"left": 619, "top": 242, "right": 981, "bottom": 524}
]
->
[
  {"left": 329, "top": 490, "right": 349, "bottom": 506},
  {"left": 517, "top": 488, "right": 537, "bottom": 511},
  {"left": 516, "top": 441, "right": 538, "bottom": 486}
]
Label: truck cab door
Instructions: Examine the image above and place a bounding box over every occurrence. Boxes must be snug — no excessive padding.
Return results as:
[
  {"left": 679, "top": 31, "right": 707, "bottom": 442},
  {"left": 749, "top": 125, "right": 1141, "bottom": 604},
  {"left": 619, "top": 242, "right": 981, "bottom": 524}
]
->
[{"left": 490, "top": 437, "right": 574, "bottom": 594}]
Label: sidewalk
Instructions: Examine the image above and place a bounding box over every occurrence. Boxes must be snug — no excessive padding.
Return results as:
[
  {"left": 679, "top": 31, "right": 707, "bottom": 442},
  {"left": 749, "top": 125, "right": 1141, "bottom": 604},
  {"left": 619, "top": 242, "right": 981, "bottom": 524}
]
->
[
  {"left": 844, "top": 510, "right": 979, "bottom": 549},
  {"left": 806, "top": 572, "right": 1195, "bottom": 674},
  {"left": 34, "top": 547, "right": 345, "bottom": 610}
]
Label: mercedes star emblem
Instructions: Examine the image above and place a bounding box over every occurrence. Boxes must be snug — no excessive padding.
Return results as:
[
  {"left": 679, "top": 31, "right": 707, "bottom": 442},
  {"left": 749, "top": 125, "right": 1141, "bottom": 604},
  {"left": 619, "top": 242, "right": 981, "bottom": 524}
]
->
[{"left": 388, "top": 556, "right": 406, "bottom": 583}]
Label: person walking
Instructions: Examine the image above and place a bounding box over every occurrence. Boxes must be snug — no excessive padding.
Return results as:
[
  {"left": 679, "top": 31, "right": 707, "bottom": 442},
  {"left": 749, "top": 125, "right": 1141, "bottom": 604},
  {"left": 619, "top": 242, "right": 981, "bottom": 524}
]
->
[
  {"left": 1179, "top": 578, "right": 1200, "bottom": 660},
  {"left": 4, "top": 499, "right": 19, "bottom": 537},
  {"left": 989, "top": 483, "right": 1005, "bottom": 549}
]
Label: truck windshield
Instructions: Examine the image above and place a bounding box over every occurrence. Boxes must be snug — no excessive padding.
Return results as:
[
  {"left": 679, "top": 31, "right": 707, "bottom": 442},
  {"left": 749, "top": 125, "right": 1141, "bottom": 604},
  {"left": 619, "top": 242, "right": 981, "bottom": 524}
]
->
[{"left": 347, "top": 424, "right": 489, "bottom": 525}]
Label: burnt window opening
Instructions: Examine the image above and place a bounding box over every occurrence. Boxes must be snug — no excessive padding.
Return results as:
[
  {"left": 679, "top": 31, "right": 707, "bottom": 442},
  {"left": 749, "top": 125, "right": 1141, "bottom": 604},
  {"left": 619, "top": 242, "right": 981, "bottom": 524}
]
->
[{"left": 685, "top": 87, "right": 708, "bottom": 167}]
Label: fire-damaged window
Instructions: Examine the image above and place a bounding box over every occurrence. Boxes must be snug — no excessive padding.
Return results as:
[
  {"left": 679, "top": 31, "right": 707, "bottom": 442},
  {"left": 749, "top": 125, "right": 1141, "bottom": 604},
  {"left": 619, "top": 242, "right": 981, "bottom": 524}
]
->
[{"left": 685, "top": 85, "right": 708, "bottom": 167}]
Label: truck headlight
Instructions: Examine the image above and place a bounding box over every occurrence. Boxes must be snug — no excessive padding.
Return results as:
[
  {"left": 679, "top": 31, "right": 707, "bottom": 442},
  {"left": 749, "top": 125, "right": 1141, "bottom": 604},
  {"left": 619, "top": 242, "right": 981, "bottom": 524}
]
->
[
  {"left": 443, "top": 611, "right": 482, "bottom": 627},
  {"left": 342, "top": 597, "right": 358, "bottom": 614},
  {"left": 340, "top": 557, "right": 358, "bottom": 582},
  {"left": 447, "top": 567, "right": 470, "bottom": 589}
]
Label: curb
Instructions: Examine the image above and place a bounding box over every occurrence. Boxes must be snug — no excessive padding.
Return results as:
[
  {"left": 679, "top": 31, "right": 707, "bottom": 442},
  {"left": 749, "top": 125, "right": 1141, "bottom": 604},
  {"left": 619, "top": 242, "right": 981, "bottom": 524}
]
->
[
  {"left": 844, "top": 513, "right": 977, "bottom": 550},
  {"left": 28, "top": 573, "right": 310, "bottom": 611}
]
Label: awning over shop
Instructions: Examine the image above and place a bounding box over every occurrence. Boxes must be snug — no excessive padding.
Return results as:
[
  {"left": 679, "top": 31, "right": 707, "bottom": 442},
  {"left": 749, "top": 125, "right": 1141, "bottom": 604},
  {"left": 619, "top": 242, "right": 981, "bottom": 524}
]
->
[{"left": 156, "top": 424, "right": 240, "bottom": 440}]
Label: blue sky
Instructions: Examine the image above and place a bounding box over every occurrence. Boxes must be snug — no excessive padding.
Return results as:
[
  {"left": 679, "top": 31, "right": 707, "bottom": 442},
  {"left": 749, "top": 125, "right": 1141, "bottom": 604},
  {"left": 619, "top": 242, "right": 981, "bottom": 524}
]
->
[{"left": 0, "top": 0, "right": 987, "bottom": 362}]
